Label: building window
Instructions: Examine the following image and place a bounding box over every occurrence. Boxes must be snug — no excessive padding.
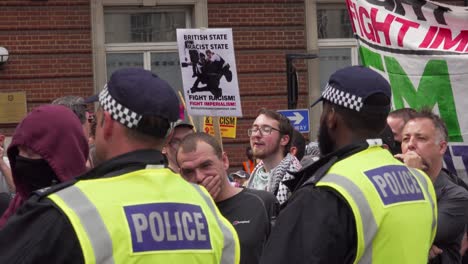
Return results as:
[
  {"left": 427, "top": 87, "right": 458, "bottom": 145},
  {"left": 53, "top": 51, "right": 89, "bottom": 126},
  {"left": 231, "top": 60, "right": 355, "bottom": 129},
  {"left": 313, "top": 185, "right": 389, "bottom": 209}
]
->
[
  {"left": 104, "top": 9, "right": 187, "bottom": 44},
  {"left": 317, "top": 4, "right": 358, "bottom": 90},
  {"left": 105, "top": 53, "right": 144, "bottom": 78},
  {"left": 92, "top": 0, "right": 207, "bottom": 128},
  {"left": 317, "top": 6, "right": 353, "bottom": 39},
  {"left": 103, "top": 7, "right": 191, "bottom": 95}
]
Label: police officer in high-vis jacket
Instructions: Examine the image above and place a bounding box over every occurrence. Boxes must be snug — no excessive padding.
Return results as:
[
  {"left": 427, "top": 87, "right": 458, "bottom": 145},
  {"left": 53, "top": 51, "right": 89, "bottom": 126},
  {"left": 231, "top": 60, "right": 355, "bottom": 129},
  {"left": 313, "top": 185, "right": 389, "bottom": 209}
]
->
[
  {"left": 0, "top": 68, "right": 240, "bottom": 264},
  {"left": 260, "top": 66, "right": 437, "bottom": 264}
]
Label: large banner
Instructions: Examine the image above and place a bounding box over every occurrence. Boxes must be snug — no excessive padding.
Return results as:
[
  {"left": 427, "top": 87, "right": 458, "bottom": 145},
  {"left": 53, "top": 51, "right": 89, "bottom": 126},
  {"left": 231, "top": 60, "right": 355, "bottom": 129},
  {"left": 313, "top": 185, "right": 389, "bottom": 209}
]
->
[
  {"left": 176, "top": 28, "right": 242, "bottom": 117},
  {"left": 345, "top": 0, "right": 468, "bottom": 181}
]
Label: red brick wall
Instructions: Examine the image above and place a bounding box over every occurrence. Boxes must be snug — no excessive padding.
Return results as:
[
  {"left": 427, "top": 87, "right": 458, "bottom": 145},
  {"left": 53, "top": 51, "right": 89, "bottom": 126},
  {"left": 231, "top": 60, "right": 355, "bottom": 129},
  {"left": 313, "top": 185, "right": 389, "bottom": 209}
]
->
[
  {"left": 0, "top": 0, "right": 465, "bottom": 163},
  {"left": 208, "top": 0, "right": 308, "bottom": 171},
  {"left": 0, "top": 0, "right": 93, "bottom": 135}
]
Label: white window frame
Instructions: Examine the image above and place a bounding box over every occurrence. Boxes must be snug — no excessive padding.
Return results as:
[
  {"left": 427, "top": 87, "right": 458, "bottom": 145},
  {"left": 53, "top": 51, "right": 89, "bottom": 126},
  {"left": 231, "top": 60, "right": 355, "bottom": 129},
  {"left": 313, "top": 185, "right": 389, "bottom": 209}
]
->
[
  {"left": 91, "top": 0, "right": 207, "bottom": 92},
  {"left": 305, "top": 0, "right": 359, "bottom": 139},
  {"left": 105, "top": 6, "right": 192, "bottom": 71},
  {"left": 318, "top": 39, "right": 360, "bottom": 66},
  {"left": 316, "top": 1, "right": 359, "bottom": 65}
]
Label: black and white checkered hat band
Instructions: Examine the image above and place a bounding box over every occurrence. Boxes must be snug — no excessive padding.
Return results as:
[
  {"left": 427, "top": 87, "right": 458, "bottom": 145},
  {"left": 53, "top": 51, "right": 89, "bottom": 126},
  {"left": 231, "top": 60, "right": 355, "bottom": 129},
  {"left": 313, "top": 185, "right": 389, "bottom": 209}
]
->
[
  {"left": 322, "top": 83, "right": 364, "bottom": 112},
  {"left": 99, "top": 86, "right": 142, "bottom": 128}
]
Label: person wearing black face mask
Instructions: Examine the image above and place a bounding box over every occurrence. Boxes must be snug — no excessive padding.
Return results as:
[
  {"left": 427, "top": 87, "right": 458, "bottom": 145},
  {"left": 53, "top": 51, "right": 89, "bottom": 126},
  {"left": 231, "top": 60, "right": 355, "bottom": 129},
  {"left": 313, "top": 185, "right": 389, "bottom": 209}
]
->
[
  {"left": 14, "top": 153, "right": 59, "bottom": 194},
  {"left": 0, "top": 105, "right": 88, "bottom": 228}
]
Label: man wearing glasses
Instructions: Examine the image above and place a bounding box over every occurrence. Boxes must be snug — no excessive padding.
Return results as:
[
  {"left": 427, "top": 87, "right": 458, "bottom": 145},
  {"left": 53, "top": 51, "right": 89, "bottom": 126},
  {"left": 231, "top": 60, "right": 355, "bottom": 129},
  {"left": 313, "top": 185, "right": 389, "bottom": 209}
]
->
[
  {"left": 162, "top": 119, "right": 194, "bottom": 173},
  {"left": 247, "top": 108, "right": 301, "bottom": 204}
]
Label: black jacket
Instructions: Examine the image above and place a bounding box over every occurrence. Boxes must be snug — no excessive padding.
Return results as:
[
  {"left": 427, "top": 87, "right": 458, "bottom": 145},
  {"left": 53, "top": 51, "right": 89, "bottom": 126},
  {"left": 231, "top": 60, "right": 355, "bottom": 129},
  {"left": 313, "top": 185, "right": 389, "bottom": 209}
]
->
[
  {"left": 260, "top": 142, "right": 370, "bottom": 264},
  {"left": 430, "top": 168, "right": 468, "bottom": 264},
  {"left": 0, "top": 149, "right": 166, "bottom": 264}
]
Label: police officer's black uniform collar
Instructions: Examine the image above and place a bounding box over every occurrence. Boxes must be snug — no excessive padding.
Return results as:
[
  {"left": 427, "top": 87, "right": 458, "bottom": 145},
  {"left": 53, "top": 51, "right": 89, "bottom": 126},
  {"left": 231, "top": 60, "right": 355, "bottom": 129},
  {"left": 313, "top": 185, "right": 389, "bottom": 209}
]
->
[
  {"left": 80, "top": 149, "right": 166, "bottom": 180},
  {"left": 34, "top": 149, "right": 167, "bottom": 198}
]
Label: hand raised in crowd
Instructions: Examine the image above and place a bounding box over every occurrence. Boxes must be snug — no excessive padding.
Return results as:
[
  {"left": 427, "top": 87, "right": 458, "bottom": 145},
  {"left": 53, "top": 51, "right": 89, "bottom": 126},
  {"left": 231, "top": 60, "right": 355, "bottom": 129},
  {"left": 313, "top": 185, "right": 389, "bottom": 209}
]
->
[{"left": 394, "top": 150, "right": 428, "bottom": 171}]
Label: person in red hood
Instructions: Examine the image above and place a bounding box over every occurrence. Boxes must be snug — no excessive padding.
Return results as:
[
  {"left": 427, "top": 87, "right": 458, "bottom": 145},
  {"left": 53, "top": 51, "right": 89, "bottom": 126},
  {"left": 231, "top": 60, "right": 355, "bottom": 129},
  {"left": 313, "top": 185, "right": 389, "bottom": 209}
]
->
[{"left": 0, "top": 104, "right": 88, "bottom": 228}]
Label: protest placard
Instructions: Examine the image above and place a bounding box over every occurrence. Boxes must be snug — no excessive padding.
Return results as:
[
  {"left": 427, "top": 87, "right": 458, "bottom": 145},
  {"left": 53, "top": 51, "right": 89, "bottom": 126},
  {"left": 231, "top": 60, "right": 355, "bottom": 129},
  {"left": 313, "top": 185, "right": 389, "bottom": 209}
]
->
[
  {"left": 177, "top": 28, "right": 242, "bottom": 117},
  {"left": 203, "top": 116, "right": 237, "bottom": 138}
]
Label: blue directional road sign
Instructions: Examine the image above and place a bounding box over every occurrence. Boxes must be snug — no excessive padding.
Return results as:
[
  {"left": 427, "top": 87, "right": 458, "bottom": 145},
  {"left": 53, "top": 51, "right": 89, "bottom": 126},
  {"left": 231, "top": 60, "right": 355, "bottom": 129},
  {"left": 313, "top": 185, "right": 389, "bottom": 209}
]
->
[{"left": 277, "top": 109, "right": 310, "bottom": 133}]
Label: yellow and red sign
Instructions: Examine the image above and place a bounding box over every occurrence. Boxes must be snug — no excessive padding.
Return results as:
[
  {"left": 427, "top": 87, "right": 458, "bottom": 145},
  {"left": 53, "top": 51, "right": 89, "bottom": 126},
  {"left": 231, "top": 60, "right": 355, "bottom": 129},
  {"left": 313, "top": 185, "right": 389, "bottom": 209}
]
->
[{"left": 203, "top": 116, "right": 237, "bottom": 138}]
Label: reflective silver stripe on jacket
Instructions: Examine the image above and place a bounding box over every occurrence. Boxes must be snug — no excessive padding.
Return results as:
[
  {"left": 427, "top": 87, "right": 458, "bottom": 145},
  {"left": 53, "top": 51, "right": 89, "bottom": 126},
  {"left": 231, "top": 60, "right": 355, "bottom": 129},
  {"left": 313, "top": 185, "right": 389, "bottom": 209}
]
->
[
  {"left": 145, "top": 164, "right": 165, "bottom": 169},
  {"left": 55, "top": 185, "right": 115, "bottom": 264},
  {"left": 319, "top": 173, "right": 377, "bottom": 263},
  {"left": 192, "top": 184, "right": 237, "bottom": 264},
  {"left": 409, "top": 168, "right": 437, "bottom": 230}
]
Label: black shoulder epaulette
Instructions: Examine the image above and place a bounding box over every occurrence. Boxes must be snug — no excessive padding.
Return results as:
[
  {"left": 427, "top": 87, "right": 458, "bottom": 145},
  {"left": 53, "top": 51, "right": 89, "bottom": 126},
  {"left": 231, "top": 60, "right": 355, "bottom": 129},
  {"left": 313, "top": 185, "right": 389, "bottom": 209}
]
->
[{"left": 32, "top": 180, "right": 78, "bottom": 199}]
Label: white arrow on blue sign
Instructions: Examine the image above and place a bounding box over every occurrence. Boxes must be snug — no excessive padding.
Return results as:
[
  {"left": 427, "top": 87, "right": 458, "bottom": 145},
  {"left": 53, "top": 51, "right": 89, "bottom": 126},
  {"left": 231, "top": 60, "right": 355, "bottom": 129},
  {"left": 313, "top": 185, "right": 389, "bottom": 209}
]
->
[{"left": 277, "top": 109, "right": 310, "bottom": 133}]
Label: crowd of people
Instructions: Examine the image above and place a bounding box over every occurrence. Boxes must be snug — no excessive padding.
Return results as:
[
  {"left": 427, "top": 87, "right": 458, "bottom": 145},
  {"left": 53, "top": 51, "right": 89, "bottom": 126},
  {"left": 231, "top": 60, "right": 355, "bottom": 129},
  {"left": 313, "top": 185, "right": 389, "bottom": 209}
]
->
[{"left": 0, "top": 66, "right": 466, "bottom": 264}]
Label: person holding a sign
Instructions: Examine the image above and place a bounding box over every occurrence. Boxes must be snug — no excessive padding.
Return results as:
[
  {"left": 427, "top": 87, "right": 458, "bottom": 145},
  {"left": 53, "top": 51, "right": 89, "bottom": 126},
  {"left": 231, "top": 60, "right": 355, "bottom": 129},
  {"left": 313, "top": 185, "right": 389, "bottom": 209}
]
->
[
  {"left": 177, "top": 132, "right": 279, "bottom": 264},
  {"left": 260, "top": 66, "right": 437, "bottom": 264},
  {"left": 0, "top": 68, "right": 240, "bottom": 264},
  {"left": 397, "top": 109, "right": 468, "bottom": 264}
]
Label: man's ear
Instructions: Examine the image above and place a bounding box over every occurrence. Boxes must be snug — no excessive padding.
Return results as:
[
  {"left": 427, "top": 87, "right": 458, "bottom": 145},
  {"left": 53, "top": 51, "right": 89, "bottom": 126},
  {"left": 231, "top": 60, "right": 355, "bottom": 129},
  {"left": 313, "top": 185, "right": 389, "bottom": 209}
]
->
[
  {"left": 290, "top": 146, "right": 298, "bottom": 156},
  {"left": 222, "top": 152, "right": 230, "bottom": 171},
  {"left": 326, "top": 107, "right": 338, "bottom": 130},
  {"left": 439, "top": 140, "right": 448, "bottom": 155},
  {"left": 102, "top": 112, "right": 114, "bottom": 140},
  {"left": 164, "top": 127, "right": 175, "bottom": 146},
  {"left": 280, "top": 134, "right": 290, "bottom": 147}
]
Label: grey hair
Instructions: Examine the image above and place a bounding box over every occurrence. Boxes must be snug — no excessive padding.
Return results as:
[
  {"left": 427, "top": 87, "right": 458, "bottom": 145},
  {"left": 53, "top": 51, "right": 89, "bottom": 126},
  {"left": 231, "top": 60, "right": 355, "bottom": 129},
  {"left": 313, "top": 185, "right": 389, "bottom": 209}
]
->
[{"left": 52, "top": 96, "right": 87, "bottom": 124}]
